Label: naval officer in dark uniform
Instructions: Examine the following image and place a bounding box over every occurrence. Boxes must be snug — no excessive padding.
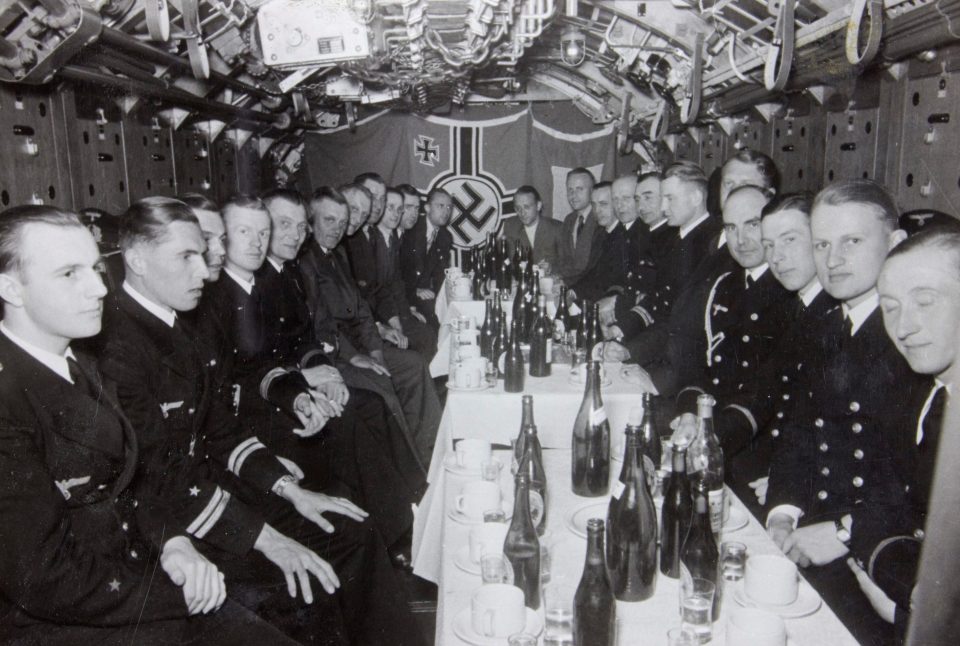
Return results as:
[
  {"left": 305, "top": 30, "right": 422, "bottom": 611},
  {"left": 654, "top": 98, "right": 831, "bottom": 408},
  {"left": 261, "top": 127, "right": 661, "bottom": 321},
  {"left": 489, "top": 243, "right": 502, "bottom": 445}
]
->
[
  {"left": 766, "top": 180, "right": 928, "bottom": 646},
  {"left": 0, "top": 205, "right": 296, "bottom": 645}
]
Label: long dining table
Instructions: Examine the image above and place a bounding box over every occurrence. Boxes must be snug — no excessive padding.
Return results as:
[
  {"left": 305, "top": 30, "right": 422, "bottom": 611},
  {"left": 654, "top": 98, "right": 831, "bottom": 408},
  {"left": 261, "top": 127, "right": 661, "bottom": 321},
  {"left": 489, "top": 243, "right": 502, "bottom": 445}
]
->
[{"left": 410, "top": 366, "right": 860, "bottom": 645}]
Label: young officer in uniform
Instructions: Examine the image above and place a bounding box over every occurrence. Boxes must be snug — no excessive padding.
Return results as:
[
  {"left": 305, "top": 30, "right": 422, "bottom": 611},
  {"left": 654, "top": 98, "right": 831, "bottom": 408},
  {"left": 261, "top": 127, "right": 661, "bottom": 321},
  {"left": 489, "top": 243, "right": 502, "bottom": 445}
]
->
[{"left": 0, "top": 205, "right": 296, "bottom": 645}]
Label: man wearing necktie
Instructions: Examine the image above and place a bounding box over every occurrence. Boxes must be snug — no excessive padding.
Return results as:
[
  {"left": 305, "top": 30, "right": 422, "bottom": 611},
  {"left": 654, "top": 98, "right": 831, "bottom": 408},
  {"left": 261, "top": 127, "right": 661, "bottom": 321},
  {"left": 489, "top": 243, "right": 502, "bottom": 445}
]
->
[
  {"left": 764, "top": 180, "right": 927, "bottom": 646},
  {"left": 0, "top": 205, "right": 299, "bottom": 644},
  {"left": 399, "top": 188, "right": 454, "bottom": 330},
  {"left": 846, "top": 223, "right": 960, "bottom": 634},
  {"left": 556, "top": 167, "right": 597, "bottom": 283}
]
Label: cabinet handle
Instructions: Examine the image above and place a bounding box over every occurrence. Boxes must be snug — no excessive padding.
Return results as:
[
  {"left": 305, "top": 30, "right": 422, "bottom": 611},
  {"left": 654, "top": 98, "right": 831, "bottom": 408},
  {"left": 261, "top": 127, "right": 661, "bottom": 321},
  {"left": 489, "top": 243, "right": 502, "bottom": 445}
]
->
[{"left": 840, "top": 143, "right": 857, "bottom": 151}]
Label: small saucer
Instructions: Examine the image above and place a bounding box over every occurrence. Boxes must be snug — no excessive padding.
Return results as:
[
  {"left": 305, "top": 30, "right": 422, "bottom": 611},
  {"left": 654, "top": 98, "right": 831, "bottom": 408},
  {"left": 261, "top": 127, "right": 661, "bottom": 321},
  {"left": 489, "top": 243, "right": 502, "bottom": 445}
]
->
[
  {"left": 723, "top": 506, "right": 750, "bottom": 532},
  {"left": 452, "top": 606, "right": 544, "bottom": 646},
  {"left": 565, "top": 501, "right": 610, "bottom": 538},
  {"left": 453, "top": 545, "right": 481, "bottom": 575},
  {"left": 442, "top": 454, "right": 483, "bottom": 476},
  {"left": 733, "top": 584, "right": 823, "bottom": 618},
  {"left": 447, "top": 381, "right": 493, "bottom": 393},
  {"left": 568, "top": 371, "right": 613, "bottom": 388},
  {"left": 448, "top": 504, "right": 513, "bottom": 525}
]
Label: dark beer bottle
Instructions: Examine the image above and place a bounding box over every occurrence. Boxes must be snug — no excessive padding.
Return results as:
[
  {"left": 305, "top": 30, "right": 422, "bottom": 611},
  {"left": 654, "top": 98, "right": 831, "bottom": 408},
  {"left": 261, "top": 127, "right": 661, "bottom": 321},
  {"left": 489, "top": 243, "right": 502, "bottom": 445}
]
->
[
  {"left": 491, "top": 317, "right": 507, "bottom": 380},
  {"left": 517, "top": 421, "right": 548, "bottom": 536},
  {"left": 660, "top": 442, "right": 693, "bottom": 578},
  {"left": 504, "top": 318, "right": 525, "bottom": 393},
  {"left": 573, "top": 519, "right": 615, "bottom": 646},
  {"left": 571, "top": 360, "right": 610, "bottom": 497},
  {"left": 637, "top": 393, "right": 662, "bottom": 489},
  {"left": 503, "top": 472, "right": 541, "bottom": 609},
  {"left": 513, "top": 395, "right": 534, "bottom": 468},
  {"left": 529, "top": 294, "right": 552, "bottom": 377},
  {"left": 479, "top": 298, "right": 495, "bottom": 360},
  {"left": 606, "top": 423, "right": 658, "bottom": 601},
  {"left": 681, "top": 483, "right": 721, "bottom": 618},
  {"left": 554, "top": 285, "right": 571, "bottom": 344}
]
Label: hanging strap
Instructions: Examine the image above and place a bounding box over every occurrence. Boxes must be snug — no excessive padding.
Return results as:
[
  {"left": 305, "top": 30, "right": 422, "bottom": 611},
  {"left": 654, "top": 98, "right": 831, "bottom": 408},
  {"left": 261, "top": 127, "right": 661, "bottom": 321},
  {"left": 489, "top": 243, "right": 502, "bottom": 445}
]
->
[
  {"left": 144, "top": 0, "right": 170, "bottom": 42},
  {"left": 846, "top": 0, "right": 884, "bottom": 67},
  {"left": 764, "top": 0, "right": 795, "bottom": 92},
  {"left": 680, "top": 32, "right": 704, "bottom": 125},
  {"left": 182, "top": 0, "right": 210, "bottom": 79}
]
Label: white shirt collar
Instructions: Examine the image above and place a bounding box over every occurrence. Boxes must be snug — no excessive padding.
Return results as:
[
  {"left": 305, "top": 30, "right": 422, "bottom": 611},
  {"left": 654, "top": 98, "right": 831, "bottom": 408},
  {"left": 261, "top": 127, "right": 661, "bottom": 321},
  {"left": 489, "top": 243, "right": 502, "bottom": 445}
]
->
[
  {"left": 716, "top": 230, "right": 727, "bottom": 249},
  {"left": 523, "top": 220, "right": 538, "bottom": 243},
  {"left": 649, "top": 218, "right": 667, "bottom": 231},
  {"left": 745, "top": 264, "right": 768, "bottom": 286},
  {"left": 223, "top": 267, "right": 255, "bottom": 295},
  {"left": 917, "top": 379, "right": 950, "bottom": 445},
  {"left": 266, "top": 256, "right": 284, "bottom": 273},
  {"left": 377, "top": 226, "right": 393, "bottom": 244},
  {"left": 679, "top": 212, "right": 710, "bottom": 239},
  {"left": 842, "top": 292, "right": 880, "bottom": 335},
  {"left": 605, "top": 220, "right": 619, "bottom": 234},
  {"left": 0, "top": 322, "right": 76, "bottom": 384},
  {"left": 123, "top": 281, "right": 177, "bottom": 328},
  {"left": 426, "top": 220, "right": 437, "bottom": 239},
  {"left": 798, "top": 279, "right": 823, "bottom": 307},
  {"left": 622, "top": 219, "right": 638, "bottom": 232}
]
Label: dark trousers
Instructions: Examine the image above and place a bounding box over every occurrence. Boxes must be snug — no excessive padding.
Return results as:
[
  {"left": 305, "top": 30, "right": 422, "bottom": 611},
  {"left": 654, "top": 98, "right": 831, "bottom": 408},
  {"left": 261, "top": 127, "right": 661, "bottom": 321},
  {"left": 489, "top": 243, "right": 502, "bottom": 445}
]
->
[
  {"left": 206, "top": 483, "right": 427, "bottom": 646},
  {"left": 0, "top": 594, "right": 298, "bottom": 646},
  {"left": 803, "top": 558, "right": 896, "bottom": 646},
  {"left": 398, "top": 311, "right": 437, "bottom": 361}
]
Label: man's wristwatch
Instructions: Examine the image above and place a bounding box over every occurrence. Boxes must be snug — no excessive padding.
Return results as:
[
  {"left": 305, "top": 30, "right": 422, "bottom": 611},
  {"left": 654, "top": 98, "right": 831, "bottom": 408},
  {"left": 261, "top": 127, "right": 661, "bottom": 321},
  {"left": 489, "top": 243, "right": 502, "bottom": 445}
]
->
[
  {"left": 835, "top": 518, "right": 851, "bottom": 545},
  {"left": 272, "top": 474, "right": 297, "bottom": 497}
]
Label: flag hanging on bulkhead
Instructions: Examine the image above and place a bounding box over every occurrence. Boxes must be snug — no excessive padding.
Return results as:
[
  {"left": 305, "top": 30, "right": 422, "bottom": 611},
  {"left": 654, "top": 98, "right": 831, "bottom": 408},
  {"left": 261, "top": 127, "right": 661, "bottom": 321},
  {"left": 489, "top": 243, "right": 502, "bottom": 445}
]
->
[{"left": 302, "top": 105, "right": 620, "bottom": 249}]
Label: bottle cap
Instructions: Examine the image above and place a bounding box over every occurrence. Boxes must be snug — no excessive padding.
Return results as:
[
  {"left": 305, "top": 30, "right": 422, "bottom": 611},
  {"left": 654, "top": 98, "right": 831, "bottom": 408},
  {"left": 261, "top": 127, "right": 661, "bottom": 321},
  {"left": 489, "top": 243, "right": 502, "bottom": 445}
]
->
[{"left": 628, "top": 405, "right": 644, "bottom": 426}]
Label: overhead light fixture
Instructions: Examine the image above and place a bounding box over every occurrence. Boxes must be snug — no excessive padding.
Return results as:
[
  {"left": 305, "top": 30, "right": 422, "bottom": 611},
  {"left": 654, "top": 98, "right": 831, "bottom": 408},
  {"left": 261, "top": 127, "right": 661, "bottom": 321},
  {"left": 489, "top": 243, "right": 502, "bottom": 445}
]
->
[{"left": 560, "top": 27, "right": 586, "bottom": 66}]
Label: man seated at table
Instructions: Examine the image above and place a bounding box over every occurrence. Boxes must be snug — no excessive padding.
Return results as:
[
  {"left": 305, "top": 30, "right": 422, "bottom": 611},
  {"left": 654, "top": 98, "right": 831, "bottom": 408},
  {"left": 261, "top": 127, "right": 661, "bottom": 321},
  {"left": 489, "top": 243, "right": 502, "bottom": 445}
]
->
[
  {"left": 179, "top": 193, "right": 227, "bottom": 282},
  {"left": 566, "top": 180, "right": 616, "bottom": 303},
  {"left": 398, "top": 183, "right": 421, "bottom": 241},
  {"left": 556, "top": 168, "right": 598, "bottom": 284},
  {"left": 100, "top": 196, "right": 425, "bottom": 646},
  {"left": 499, "top": 185, "right": 562, "bottom": 270},
  {"left": 199, "top": 194, "right": 424, "bottom": 567},
  {"left": 400, "top": 188, "right": 454, "bottom": 330},
  {"left": 375, "top": 187, "right": 436, "bottom": 358},
  {"left": 764, "top": 179, "right": 928, "bottom": 646},
  {"left": 301, "top": 187, "right": 441, "bottom": 468},
  {"left": 0, "top": 204, "right": 301, "bottom": 645}
]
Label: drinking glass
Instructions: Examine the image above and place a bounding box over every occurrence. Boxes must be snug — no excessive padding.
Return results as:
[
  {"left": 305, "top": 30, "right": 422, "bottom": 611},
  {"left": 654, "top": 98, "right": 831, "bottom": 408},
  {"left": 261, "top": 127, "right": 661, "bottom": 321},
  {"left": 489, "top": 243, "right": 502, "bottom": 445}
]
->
[
  {"left": 540, "top": 539, "right": 551, "bottom": 585},
  {"left": 481, "top": 554, "right": 513, "bottom": 584},
  {"left": 721, "top": 541, "right": 748, "bottom": 581},
  {"left": 481, "top": 460, "right": 502, "bottom": 482},
  {"left": 660, "top": 438, "right": 674, "bottom": 471},
  {"left": 570, "top": 348, "right": 587, "bottom": 371},
  {"left": 542, "top": 583, "right": 574, "bottom": 641},
  {"left": 666, "top": 626, "right": 700, "bottom": 646},
  {"left": 679, "top": 578, "right": 715, "bottom": 643}
]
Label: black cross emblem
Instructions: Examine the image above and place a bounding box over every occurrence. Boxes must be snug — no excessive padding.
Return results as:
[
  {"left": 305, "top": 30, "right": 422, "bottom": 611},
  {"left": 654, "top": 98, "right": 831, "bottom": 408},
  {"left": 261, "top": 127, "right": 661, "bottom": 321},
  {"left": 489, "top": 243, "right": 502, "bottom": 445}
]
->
[
  {"left": 414, "top": 135, "right": 439, "bottom": 166},
  {"left": 449, "top": 182, "right": 496, "bottom": 244}
]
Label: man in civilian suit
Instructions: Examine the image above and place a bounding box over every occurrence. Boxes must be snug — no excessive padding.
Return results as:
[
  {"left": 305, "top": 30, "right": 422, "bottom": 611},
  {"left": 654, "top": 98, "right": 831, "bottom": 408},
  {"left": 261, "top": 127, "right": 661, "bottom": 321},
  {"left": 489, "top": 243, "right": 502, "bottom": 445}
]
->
[
  {"left": 300, "top": 187, "right": 441, "bottom": 468},
  {"left": 400, "top": 188, "right": 454, "bottom": 330},
  {"left": 100, "top": 197, "right": 425, "bottom": 646},
  {"left": 499, "top": 185, "right": 563, "bottom": 270},
  {"left": 765, "top": 180, "right": 927, "bottom": 646},
  {"left": 556, "top": 167, "right": 598, "bottom": 284},
  {"left": 0, "top": 205, "right": 301, "bottom": 645}
]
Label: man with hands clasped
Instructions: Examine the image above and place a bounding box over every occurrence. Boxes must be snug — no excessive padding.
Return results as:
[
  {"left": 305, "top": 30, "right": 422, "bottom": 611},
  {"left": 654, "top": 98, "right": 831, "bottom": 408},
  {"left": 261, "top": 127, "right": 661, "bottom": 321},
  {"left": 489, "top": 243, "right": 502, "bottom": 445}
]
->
[
  {"left": 100, "top": 197, "right": 425, "bottom": 645},
  {"left": 0, "top": 205, "right": 297, "bottom": 644}
]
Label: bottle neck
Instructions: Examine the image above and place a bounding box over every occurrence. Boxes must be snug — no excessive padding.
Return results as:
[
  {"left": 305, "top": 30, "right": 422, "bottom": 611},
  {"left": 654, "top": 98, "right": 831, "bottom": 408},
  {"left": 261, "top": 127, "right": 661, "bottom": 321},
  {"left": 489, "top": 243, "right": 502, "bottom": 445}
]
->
[
  {"left": 620, "top": 428, "right": 639, "bottom": 481},
  {"left": 521, "top": 398, "right": 535, "bottom": 428},
  {"left": 672, "top": 447, "right": 688, "bottom": 474},
  {"left": 584, "top": 527, "right": 606, "bottom": 569}
]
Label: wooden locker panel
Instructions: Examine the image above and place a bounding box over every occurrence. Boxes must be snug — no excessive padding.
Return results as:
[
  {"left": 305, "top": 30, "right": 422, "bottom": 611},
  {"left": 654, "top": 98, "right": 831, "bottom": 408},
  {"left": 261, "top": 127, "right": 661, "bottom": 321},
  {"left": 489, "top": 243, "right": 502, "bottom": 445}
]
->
[
  {"left": 772, "top": 114, "right": 825, "bottom": 194},
  {"left": 700, "top": 124, "right": 728, "bottom": 177},
  {"left": 236, "top": 137, "right": 263, "bottom": 195},
  {"left": 730, "top": 118, "right": 773, "bottom": 158},
  {"left": 123, "top": 110, "right": 176, "bottom": 202},
  {"left": 0, "top": 84, "right": 73, "bottom": 209},
  {"left": 62, "top": 90, "right": 130, "bottom": 214},
  {"left": 822, "top": 107, "right": 881, "bottom": 185},
  {"left": 212, "top": 137, "right": 239, "bottom": 204},
  {"left": 173, "top": 129, "right": 214, "bottom": 197},
  {"left": 897, "top": 74, "right": 960, "bottom": 215}
]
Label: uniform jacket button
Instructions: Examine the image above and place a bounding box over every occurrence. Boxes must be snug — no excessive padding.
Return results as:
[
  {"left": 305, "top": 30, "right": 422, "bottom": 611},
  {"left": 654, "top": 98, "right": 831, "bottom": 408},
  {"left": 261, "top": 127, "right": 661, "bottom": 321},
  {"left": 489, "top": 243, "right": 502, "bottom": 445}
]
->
[
  {"left": 712, "top": 378, "right": 719, "bottom": 385},
  {"left": 776, "top": 412, "right": 784, "bottom": 419},
  {"left": 819, "top": 442, "right": 829, "bottom": 452},
  {"left": 821, "top": 467, "right": 830, "bottom": 476},
  {"left": 782, "top": 375, "right": 789, "bottom": 382},
  {"left": 914, "top": 528, "right": 925, "bottom": 540},
  {"left": 852, "top": 422, "right": 863, "bottom": 434},
  {"left": 742, "top": 335, "right": 750, "bottom": 342},
  {"left": 130, "top": 549, "right": 139, "bottom": 559},
  {"left": 782, "top": 394, "right": 790, "bottom": 401},
  {"left": 849, "top": 401, "right": 861, "bottom": 412},
  {"left": 853, "top": 449, "right": 864, "bottom": 460},
  {"left": 121, "top": 521, "right": 129, "bottom": 531},
  {"left": 714, "top": 355, "right": 722, "bottom": 363},
  {"left": 852, "top": 476, "right": 864, "bottom": 488},
  {"left": 771, "top": 429, "right": 780, "bottom": 437},
  {"left": 750, "top": 313, "right": 759, "bottom": 321},
  {"left": 815, "top": 418, "right": 824, "bottom": 428},
  {"left": 741, "top": 360, "right": 749, "bottom": 367},
  {"left": 817, "top": 490, "right": 828, "bottom": 500}
]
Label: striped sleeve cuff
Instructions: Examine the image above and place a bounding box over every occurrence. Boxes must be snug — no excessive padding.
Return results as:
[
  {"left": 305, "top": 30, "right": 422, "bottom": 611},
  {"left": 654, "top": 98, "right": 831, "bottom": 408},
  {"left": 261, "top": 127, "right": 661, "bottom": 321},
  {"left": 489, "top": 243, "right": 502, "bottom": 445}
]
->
[
  {"left": 725, "top": 404, "right": 758, "bottom": 436},
  {"left": 228, "top": 437, "right": 267, "bottom": 477},
  {"left": 186, "top": 487, "right": 232, "bottom": 539},
  {"left": 259, "top": 367, "right": 291, "bottom": 400}
]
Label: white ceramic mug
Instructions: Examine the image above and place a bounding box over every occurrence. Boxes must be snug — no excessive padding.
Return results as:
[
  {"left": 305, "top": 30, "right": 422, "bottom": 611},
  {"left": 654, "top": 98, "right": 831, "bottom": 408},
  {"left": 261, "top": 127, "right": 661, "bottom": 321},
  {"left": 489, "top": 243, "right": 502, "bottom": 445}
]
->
[
  {"left": 453, "top": 362, "right": 482, "bottom": 389},
  {"left": 539, "top": 276, "right": 554, "bottom": 295},
  {"left": 455, "top": 480, "right": 501, "bottom": 520},
  {"left": 726, "top": 607, "right": 787, "bottom": 646},
  {"left": 454, "top": 276, "right": 472, "bottom": 299},
  {"left": 459, "top": 344, "right": 481, "bottom": 360},
  {"left": 445, "top": 267, "right": 462, "bottom": 281},
  {"left": 470, "top": 584, "right": 526, "bottom": 638},
  {"left": 455, "top": 438, "right": 492, "bottom": 469},
  {"left": 469, "top": 522, "right": 509, "bottom": 563},
  {"left": 745, "top": 554, "right": 799, "bottom": 606}
]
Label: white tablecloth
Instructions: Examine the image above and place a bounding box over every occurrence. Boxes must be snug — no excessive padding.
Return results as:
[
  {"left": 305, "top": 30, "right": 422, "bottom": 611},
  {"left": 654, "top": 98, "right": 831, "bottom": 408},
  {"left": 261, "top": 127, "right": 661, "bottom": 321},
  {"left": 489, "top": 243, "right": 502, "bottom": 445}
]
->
[{"left": 416, "top": 449, "right": 858, "bottom": 646}]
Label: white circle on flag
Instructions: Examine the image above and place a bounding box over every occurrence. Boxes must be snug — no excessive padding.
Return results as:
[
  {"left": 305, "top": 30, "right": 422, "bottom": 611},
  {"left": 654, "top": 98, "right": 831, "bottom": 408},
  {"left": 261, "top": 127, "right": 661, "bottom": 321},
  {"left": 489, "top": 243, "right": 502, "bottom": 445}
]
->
[{"left": 436, "top": 175, "right": 503, "bottom": 249}]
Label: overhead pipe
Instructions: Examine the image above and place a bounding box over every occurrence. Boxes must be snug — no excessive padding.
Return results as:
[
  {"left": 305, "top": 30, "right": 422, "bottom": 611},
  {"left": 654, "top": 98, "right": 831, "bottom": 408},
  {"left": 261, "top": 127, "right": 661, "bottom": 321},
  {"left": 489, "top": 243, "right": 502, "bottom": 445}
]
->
[
  {"left": 58, "top": 65, "right": 314, "bottom": 130},
  {"left": 98, "top": 27, "right": 282, "bottom": 101}
]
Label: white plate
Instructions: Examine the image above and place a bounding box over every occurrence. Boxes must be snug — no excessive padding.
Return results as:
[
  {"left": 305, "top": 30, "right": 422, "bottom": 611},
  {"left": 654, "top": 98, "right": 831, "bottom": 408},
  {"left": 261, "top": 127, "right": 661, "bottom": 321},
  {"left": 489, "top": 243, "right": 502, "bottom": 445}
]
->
[
  {"left": 733, "top": 583, "right": 823, "bottom": 619},
  {"left": 568, "top": 370, "right": 613, "bottom": 388},
  {"left": 448, "top": 504, "right": 513, "bottom": 525},
  {"left": 453, "top": 545, "right": 482, "bottom": 575},
  {"left": 565, "top": 501, "right": 610, "bottom": 538},
  {"left": 723, "top": 506, "right": 750, "bottom": 532},
  {"left": 452, "top": 606, "right": 544, "bottom": 646},
  {"left": 447, "top": 381, "right": 494, "bottom": 393}
]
